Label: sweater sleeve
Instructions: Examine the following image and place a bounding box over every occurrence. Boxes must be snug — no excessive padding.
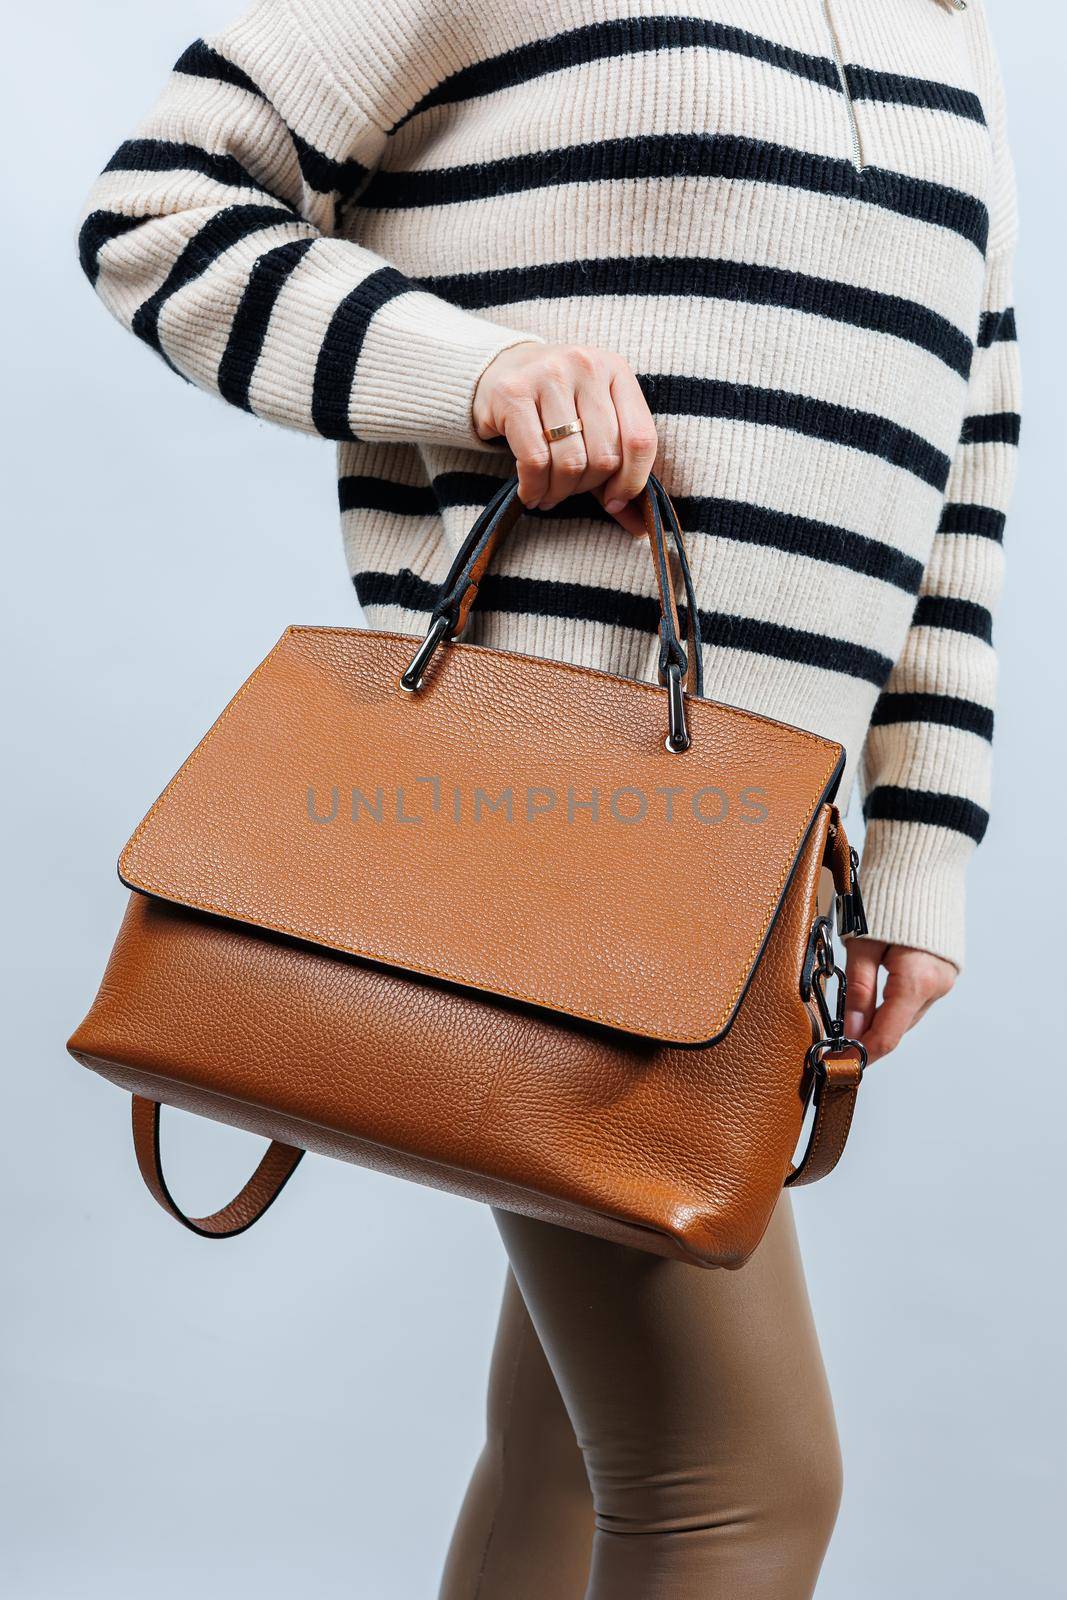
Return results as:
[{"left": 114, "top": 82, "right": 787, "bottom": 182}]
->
[
  {"left": 76, "top": 0, "right": 538, "bottom": 448},
  {"left": 856, "top": 69, "right": 1020, "bottom": 971}
]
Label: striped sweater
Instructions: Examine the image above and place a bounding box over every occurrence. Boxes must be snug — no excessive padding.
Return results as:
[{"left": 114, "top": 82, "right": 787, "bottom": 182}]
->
[{"left": 78, "top": 0, "right": 1020, "bottom": 969}]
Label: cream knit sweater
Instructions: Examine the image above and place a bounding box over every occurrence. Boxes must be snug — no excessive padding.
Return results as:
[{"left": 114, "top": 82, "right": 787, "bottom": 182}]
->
[{"left": 79, "top": 0, "right": 1020, "bottom": 969}]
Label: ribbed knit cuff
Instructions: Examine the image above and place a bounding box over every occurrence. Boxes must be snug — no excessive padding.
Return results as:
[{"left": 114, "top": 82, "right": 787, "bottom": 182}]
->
[
  {"left": 852, "top": 818, "right": 974, "bottom": 972},
  {"left": 349, "top": 294, "right": 543, "bottom": 451}
]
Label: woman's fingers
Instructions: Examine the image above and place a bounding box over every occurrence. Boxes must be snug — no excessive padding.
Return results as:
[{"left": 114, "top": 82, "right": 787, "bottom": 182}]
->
[
  {"left": 472, "top": 343, "right": 658, "bottom": 524},
  {"left": 859, "top": 984, "right": 922, "bottom": 1064},
  {"left": 571, "top": 359, "right": 622, "bottom": 491},
  {"left": 538, "top": 372, "right": 588, "bottom": 510},
  {"left": 595, "top": 490, "right": 649, "bottom": 539},
  {"left": 844, "top": 940, "right": 883, "bottom": 1043},
  {"left": 499, "top": 395, "right": 553, "bottom": 508},
  {"left": 576, "top": 362, "right": 650, "bottom": 537},
  {"left": 844, "top": 942, "right": 957, "bottom": 1064},
  {"left": 601, "top": 363, "right": 659, "bottom": 516}
]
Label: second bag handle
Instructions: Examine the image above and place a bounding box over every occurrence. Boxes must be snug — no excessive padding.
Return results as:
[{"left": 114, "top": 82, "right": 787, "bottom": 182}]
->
[{"left": 400, "top": 474, "right": 704, "bottom": 752}]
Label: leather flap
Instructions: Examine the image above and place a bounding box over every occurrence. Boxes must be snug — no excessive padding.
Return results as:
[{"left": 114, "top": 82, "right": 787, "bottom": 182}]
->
[{"left": 118, "top": 629, "right": 843, "bottom": 1047}]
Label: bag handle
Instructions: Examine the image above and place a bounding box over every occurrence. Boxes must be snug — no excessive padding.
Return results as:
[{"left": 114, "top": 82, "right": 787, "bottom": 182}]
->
[
  {"left": 130, "top": 1096, "right": 303, "bottom": 1238},
  {"left": 400, "top": 474, "right": 704, "bottom": 753}
]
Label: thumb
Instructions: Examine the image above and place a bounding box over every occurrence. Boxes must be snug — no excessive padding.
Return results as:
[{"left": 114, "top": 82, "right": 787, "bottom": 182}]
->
[{"left": 593, "top": 486, "right": 647, "bottom": 538}]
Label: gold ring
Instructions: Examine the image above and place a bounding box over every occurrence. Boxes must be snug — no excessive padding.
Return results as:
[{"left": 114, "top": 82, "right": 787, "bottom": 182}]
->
[{"left": 543, "top": 419, "right": 584, "bottom": 443}]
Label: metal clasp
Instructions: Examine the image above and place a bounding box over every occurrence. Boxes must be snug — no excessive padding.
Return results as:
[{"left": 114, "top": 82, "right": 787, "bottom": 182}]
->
[
  {"left": 805, "top": 915, "right": 868, "bottom": 1077},
  {"left": 834, "top": 846, "right": 869, "bottom": 937},
  {"left": 664, "top": 661, "right": 691, "bottom": 753},
  {"left": 400, "top": 614, "right": 451, "bottom": 692}
]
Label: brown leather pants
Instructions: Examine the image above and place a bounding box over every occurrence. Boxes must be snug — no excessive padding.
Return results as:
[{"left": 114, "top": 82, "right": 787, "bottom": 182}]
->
[{"left": 438, "top": 1197, "right": 841, "bottom": 1600}]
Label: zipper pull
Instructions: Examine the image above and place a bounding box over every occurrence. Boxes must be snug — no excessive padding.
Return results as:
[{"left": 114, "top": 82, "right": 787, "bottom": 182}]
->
[{"left": 834, "top": 847, "right": 869, "bottom": 938}]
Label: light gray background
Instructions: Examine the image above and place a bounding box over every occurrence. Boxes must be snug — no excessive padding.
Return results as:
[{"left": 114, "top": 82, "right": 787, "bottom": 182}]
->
[{"left": 2, "top": 4, "right": 1064, "bottom": 1596}]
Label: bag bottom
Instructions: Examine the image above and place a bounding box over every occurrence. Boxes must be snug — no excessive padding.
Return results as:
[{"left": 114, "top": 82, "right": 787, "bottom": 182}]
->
[{"left": 71, "top": 1049, "right": 749, "bottom": 1267}]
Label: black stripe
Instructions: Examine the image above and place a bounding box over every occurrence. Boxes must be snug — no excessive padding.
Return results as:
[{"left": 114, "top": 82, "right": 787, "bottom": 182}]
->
[
  {"left": 178, "top": 24, "right": 369, "bottom": 218},
  {"left": 694, "top": 607, "right": 891, "bottom": 683},
  {"left": 359, "top": 134, "right": 989, "bottom": 250},
  {"left": 863, "top": 785, "right": 988, "bottom": 843},
  {"left": 355, "top": 569, "right": 892, "bottom": 684},
  {"left": 341, "top": 472, "right": 608, "bottom": 521},
  {"left": 360, "top": 568, "right": 659, "bottom": 635},
  {"left": 397, "top": 17, "right": 838, "bottom": 127},
  {"left": 338, "top": 475, "right": 441, "bottom": 516},
  {"left": 976, "top": 306, "right": 1017, "bottom": 347},
  {"left": 290, "top": 130, "right": 372, "bottom": 201},
  {"left": 341, "top": 469, "right": 923, "bottom": 591},
  {"left": 310, "top": 266, "right": 410, "bottom": 440},
  {"left": 677, "top": 496, "right": 924, "bottom": 590},
  {"left": 218, "top": 238, "right": 314, "bottom": 411},
  {"left": 102, "top": 138, "right": 288, "bottom": 208},
  {"left": 640, "top": 375, "right": 951, "bottom": 489},
  {"left": 396, "top": 17, "right": 988, "bottom": 131},
  {"left": 430, "top": 471, "right": 517, "bottom": 510},
  {"left": 173, "top": 38, "right": 261, "bottom": 99},
  {"left": 424, "top": 476, "right": 919, "bottom": 590},
  {"left": 937, "top": 501, "right": 1006, "bottom": 541},
  {"left": 960, "top": 411, "right": 1021, "bottom": 446},
  {"left": 870, "top": 692, "right": 993, "bottom": 740},
  {"left": 844, "top": 65, "right": 985, "bottom": 124},
  {"left": 419, "top": 256, "right": 972, "bottom": 378},
  {"left": 356, "top": 568, "right": 446, "bottom": 615},
  {"left": 130, "top": 204, "right": 302, "bottom": 354},
  {"left": 78, "top": 209, "right": 142, "bottom": 286},
  {"left": 173, "top": 40, "right": 371, "bottom": 200},
  {"left": 912, "top": 595, "right": 992, "bottom": 642}
]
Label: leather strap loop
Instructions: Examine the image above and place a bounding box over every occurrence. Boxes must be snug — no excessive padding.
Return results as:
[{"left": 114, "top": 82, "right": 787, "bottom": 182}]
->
[
  {"left": 785, "top": 1052, "right": 862, "bottom": 1187},
  {"left": 131, "top": 1096, "right": 304, "bottom": 1238}
]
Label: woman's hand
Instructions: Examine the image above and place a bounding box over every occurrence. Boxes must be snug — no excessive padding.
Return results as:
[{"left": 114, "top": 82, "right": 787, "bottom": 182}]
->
[
  {"left": 473, "top": 343, "right": 658, "bottom": 536},
  {"left": 844, "top": 942, "right": 957, "bottom": 1064}
]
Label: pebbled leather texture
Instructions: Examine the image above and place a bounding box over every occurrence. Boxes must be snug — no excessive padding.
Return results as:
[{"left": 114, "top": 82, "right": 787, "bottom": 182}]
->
[
  {"left": 69, "top": 799, "right": 850, "bottom": 1267},
  {"left": 116, "top": 628, "right": 843, "bottom": 1048},
  {"left": 67, "top": 474, "right": 862, "bottom": 1266}
]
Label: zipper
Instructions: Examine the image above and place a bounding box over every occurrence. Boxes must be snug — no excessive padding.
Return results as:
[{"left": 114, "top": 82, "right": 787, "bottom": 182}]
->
[{"left": 820, "top": 1, "right": 864, "bottom": 171}]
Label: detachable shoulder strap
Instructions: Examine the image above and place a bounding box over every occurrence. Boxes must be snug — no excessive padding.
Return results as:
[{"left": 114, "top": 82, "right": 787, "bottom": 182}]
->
[{"left": 786, "top": 1053, "right": 863, "bottom": 1187}]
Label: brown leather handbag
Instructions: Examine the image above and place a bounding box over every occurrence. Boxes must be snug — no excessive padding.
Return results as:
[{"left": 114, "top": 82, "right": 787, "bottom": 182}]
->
[{"left": 68, "top": 475, "right": 868, "bottom": 1267}]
